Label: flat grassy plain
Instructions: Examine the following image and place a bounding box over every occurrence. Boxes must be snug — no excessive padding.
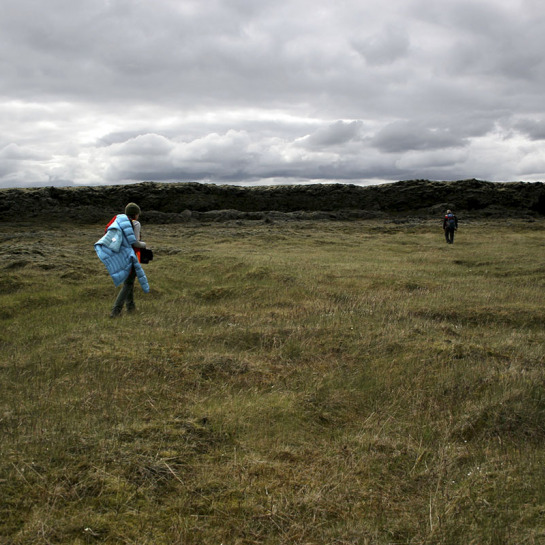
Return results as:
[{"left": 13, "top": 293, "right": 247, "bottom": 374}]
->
[{"left": 1, "top": 218, "right": 545, "bottom": 545}]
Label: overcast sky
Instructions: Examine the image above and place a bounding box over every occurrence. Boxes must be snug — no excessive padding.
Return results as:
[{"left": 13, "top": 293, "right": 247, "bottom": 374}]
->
[{"left": 2, "top": 0, "right": 545, "bottom": 188}]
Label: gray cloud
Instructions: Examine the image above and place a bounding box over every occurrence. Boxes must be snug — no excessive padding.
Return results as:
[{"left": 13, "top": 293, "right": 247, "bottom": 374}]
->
[
  {"left": 352, "top": 25, "right": 410, "bottom": 66},
  {"left": 372, "top": 121, "right": 467, "bottom": 153},
  {"left": 513, "top": 118, "right": 545, "bottom": 141},
  {"left": 298, "top": 121, "right": 365, "bottom": 148},
  {"left": 1, "top": 0, "right": 545, "bottom": 188}
]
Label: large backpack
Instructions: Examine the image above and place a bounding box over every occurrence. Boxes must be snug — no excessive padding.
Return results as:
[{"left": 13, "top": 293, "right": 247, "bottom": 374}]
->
[{"left": 445, "top": 213, "right": 456, "bottom": 228}]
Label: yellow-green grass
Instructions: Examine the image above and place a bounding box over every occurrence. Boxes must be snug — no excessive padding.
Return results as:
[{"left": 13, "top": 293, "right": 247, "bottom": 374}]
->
[{"left": 1, "top": 219, "right": 545, "bottom": 544}]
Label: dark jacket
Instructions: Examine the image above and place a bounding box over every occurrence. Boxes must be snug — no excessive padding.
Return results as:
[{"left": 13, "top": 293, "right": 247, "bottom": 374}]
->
[{"left": 443, "top": 213, "right": 458, "bottom": 230}]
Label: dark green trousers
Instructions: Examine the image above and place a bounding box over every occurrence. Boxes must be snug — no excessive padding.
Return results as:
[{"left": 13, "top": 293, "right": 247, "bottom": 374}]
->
[{"left": 112, "top": 268, "right": 136, "bottom": 314}]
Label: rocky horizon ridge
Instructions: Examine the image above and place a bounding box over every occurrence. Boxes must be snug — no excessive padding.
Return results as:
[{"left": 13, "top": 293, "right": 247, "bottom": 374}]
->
[{"left": 2, "top": 178, "right": 545, "bottom": 223}]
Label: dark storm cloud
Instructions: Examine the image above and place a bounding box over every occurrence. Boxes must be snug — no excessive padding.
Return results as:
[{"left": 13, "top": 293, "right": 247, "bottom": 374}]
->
[{"left": 1, "top": 0, "right": 545, "bottom": 187}]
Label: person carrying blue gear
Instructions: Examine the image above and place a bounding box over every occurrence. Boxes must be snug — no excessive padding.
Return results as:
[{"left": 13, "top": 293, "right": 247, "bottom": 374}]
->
[{"left": 95, "top": 202, "right": 150, "bottom": 317}]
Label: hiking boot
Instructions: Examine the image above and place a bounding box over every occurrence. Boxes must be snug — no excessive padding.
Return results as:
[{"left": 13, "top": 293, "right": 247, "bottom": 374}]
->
[
  {"left": 126, "top": 304, "right": 136, "bottom": 314},
  {"left": 110, "top": 308, "right": 122, "bottom": 318}
]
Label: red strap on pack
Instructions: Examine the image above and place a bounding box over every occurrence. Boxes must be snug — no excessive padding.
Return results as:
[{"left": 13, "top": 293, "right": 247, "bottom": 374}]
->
[{"left": 104, "top": 216, "right": 116, "bottom": 233}]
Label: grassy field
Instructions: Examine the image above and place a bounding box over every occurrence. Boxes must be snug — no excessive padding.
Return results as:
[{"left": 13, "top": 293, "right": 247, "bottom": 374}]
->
[{"left": 1, "top": 218, "right": 545, "bottom": 544}]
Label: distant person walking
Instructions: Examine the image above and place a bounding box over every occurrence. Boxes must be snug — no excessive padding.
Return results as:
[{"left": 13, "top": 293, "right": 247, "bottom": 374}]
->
[
  {"left": 443, "top": 209, "right": 458, "bottom": 244},
  {"left": 95, "top": 202, "right": 150, "bottom": 317}
]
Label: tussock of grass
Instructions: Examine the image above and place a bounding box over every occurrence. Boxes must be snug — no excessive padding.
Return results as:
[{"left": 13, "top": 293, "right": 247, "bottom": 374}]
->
[{"left": 1, "top": 219, "right": 545, "bottom": 544}]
